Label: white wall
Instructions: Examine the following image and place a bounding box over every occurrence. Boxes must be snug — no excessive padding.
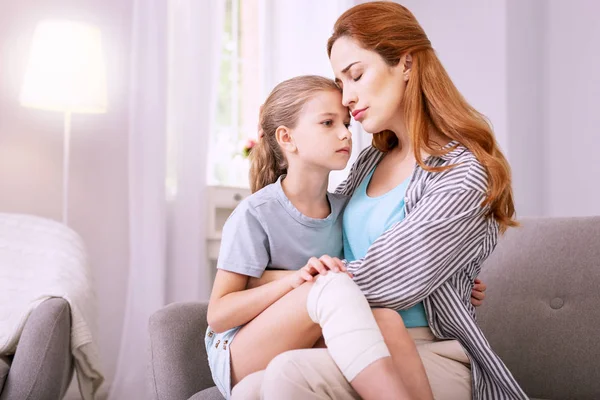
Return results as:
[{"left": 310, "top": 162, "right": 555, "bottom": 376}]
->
[
  {"left": 0, "top": 0, "right": 132, "bottom": 396},
  {"left": 401, "top": 0, "right": 600, "bottom": 218},
  {"left": 506, "top": 0, "right": 546, "bottom": 217},
  {"left": 404, "top": 0, "right": 548, "bottom": 216},
  {"left": 544, "top": 1, "right": 600, "bottom": 217}
]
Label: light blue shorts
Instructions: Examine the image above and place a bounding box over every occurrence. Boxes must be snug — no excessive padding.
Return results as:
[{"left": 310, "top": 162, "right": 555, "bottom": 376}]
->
[{"left": 205, "top": 325, "right": 241, "bottom": 400}]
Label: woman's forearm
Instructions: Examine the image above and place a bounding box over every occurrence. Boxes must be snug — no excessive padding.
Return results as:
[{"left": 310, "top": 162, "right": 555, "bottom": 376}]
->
[{"left": 208, "top": 276, "right": 294, "bottom": 333}]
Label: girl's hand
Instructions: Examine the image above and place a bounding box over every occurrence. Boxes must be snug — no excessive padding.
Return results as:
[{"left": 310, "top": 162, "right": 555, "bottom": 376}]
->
[
  {"left": 288, "top": 255, "right": 351, "bottom": 289},
  {"left": 471, "top": 278, "right": 487, "bottom": 307}
]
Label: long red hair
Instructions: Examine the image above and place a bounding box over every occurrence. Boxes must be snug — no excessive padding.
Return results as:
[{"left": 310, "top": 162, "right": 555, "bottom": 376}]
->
[{"left": 328, "top": 1, "right": 517, "bottom": 232}]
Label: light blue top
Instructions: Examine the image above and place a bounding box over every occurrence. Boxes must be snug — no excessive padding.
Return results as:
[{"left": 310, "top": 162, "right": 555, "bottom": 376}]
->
[
  {"left": 343, "top": 167, "right": 429, "bottom": 328},
  {"left": 217, "top": 176, "right": 347, "bottom": 278}
]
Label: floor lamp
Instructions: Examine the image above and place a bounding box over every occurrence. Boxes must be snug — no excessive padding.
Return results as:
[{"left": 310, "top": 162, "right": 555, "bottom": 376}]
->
[{"left": 20, "top": 20, "right": 108, "bottom": 225}]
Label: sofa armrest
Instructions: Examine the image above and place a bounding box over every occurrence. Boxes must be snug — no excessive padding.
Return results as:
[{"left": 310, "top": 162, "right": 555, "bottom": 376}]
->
[
  {"left": 148, "top": 301, "right": 215, "bottom": 400},
  {"left": 0, "top": 298, "right": 73, "bottom": 400}
]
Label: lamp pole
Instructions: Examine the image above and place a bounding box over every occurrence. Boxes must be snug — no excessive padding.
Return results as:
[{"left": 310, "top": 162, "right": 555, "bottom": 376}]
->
[{"left": 63, "top": 111, "right": 72, "bottom": 225}]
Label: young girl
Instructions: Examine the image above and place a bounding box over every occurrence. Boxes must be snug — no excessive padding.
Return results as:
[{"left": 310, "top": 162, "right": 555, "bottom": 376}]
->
[{"left": 206, "top": 75, "right": 434, "bottom": 400}]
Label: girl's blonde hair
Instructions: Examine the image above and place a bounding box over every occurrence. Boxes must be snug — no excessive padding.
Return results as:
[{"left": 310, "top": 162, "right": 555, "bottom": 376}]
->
[
  {"left": 249, "top": 75, "right": 341, "bottom": 193},
  {"left": 327, "top": 1, "right": 517, "bottom": 232}
]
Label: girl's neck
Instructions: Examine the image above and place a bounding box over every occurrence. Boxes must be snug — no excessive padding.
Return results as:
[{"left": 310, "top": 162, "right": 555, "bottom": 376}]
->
[{"left": 281, "top": 166, "right": 331, "bottom": 219}]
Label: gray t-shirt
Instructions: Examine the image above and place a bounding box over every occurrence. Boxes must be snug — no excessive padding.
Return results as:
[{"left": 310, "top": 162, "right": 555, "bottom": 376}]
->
[{"left": 217, "top": 176, "right": 348, "bottom": 278}]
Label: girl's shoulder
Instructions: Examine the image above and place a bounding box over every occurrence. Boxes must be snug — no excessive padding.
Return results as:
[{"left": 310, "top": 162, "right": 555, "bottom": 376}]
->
[{"left": 232, "top": 182, "right": 279, "bottom": 220}]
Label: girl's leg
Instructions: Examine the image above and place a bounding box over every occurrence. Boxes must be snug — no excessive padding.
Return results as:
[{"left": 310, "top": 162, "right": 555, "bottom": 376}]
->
[
  {"left": 313, "top": 309, "right": 434, "bottom": 399},
  {"left": 372, "top": 308, "right": 434, "bottom": 400},
  {"left": 229, "top": 273, "right": 410, "bottom": 400},
  {"left": 307, "top": 272, "right": 408, "bottom": 399},
  {"left": 229, "top": 282, "right": 321, "bottom": 386}
]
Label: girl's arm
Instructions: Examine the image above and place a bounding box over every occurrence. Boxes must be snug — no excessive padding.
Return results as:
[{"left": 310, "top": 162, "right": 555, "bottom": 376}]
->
[
  {"left": 247, "top": 256, "right": 350, "bottom": 289},
  {"left": 207, "top": 269, "right": 296, "bottom": 333},
  {"left": 246, "top": 270, "right": 294, "bottom": 289},
  {"left": 208, "top": 256, "right": 346, "bottom": 333}
]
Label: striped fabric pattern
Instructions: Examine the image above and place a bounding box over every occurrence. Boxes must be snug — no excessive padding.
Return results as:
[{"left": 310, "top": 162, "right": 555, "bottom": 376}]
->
[{"left": 336, "top": 143, "right": 528, "bottom": 400}]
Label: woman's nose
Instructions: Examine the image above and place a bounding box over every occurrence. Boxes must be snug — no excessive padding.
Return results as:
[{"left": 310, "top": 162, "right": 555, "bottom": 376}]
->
[{"left": 342, "top": 88, "right": 357, "bottom": 107}]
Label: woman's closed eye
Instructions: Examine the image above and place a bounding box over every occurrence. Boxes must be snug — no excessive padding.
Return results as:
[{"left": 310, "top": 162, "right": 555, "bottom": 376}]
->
[{"left": 352, "top": 73, "right": 362, "bottom": 82}]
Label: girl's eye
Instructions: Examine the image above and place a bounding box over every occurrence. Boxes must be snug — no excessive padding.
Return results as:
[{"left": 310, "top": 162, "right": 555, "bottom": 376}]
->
[
  {"left": 353, "top": 74, "right": 362, "bottom": 82},
  {"left": 344, "top": 122, "right": 352, "bottom": 129},
  {"left": 321, "top": 120, "right": 333, "bottom": 127}
]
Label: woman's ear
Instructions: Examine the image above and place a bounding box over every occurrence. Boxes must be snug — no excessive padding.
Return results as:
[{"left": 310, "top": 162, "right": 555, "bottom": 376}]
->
[
  {"left": 403, "top": 53, "right": 413, "bottom": 81},
  {"left": 276, "top": 126, "right": 297, "bottom": 153}
]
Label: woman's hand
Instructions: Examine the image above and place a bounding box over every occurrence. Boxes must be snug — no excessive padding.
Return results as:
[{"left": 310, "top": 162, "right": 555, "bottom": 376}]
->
[
  {"left": 288, "top": 255, "right": 351, "bottom": 289},
  {"left": 471, "top": 278, "right": 487, "bottom": 307}
]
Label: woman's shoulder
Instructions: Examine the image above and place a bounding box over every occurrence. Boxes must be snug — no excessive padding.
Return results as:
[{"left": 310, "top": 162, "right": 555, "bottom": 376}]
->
[
  {"left": 426, "top": 144, "right": 489, "bottom": 193},
  {"left": 335, "top": 146, "right": 382, "bottom": 196},
  {"left": 354, "top": 145, "right": 382, "bottom": 167}
]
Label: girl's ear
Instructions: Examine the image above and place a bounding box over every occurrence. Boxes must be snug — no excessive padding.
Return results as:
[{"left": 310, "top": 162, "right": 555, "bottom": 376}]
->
[{"left": 276, "top": 126, "right": 297, "bottom": 153}]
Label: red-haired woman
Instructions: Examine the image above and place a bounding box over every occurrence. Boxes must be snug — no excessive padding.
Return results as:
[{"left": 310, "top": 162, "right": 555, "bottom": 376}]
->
[{"left": 256, "top": 2, "right": 526, "bottom": 399}]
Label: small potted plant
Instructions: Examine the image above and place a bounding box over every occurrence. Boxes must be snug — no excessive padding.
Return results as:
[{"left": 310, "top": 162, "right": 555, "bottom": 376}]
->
[{"left": 241, "top": 138, "right": 257, "bottom": 158}]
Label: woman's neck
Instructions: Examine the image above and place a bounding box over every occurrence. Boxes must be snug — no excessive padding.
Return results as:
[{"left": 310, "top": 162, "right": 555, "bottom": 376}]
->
[
  {"left": 281, "top": 166, "right": 331, "bottom": 219},
  {"left": 389, "top": 113, "right": 450, "bottom": 159}
]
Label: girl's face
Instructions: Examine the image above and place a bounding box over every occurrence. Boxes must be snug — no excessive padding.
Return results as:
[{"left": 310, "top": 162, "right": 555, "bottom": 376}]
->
[
  {"left": 290, "top": 90, "right": 352, "bottom": 172},
  {"left": 329, "top": 36, "right": 409, "bottom": 134}
]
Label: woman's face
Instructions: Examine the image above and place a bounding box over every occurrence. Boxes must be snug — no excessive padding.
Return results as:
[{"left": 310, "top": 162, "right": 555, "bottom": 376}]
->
[{"left": 330, "top": 36, "right": 409, "bottom": 134}]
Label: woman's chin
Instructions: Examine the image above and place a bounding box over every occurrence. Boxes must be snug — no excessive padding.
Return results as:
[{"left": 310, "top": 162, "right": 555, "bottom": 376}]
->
[{"left": 358, "top": 118, "right": 382, "bottom": 135}]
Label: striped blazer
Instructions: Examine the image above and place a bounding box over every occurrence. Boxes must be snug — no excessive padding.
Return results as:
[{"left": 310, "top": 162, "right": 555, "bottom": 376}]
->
[{"left": 336, "top": 143, "right": 528, "bottom": 400}]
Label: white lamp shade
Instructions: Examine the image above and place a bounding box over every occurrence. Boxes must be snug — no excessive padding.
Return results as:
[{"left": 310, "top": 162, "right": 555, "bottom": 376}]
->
[{"left": 20, "top": 20, "right": 108, "bottom": 114}]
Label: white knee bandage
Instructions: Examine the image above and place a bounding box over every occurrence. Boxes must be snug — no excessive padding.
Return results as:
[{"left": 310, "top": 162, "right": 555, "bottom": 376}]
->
[{"left": 306, "top": 272, "right": 391, "bottom": 382}]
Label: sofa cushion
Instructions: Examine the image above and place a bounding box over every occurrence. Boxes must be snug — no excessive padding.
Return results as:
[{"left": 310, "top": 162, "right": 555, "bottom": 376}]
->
[
  {"left": 0, "top": 356, "right": 10, "bottom": 393},
  {"left": 0, "top": 298, "right": 73, "bottom": 399},
  {"left": 187, "top": 386, "right": 225, "bottom": 400},
  {"left": 479, "top": 217, "right": 600, "bottom": 400}
]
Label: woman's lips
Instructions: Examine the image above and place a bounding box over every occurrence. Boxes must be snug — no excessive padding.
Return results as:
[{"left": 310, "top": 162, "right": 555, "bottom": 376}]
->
[{"left": 352, "top": 107, "right": 368, "bottom": 121}]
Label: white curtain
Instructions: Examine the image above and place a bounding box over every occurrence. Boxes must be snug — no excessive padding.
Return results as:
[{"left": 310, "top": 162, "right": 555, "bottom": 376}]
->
[{"left": 107, "top": 0, "right": 223, "bottom": 398}]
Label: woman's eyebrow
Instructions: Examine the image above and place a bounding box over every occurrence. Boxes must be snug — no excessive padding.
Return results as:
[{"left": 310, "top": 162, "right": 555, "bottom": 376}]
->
[
  {"left": 335, "top": 61, "right": 361, "bottom": 86},
  {"left": 341, "top": 61, "right": 360, "bottom": 73}
]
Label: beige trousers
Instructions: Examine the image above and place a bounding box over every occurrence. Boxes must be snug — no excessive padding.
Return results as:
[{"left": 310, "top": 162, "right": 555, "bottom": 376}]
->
[{"left": 231, "top": 327, "right": 471, "bottom": 400}]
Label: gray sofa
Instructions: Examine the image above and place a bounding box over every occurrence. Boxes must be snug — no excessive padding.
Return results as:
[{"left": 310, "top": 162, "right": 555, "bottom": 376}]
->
[
  {"left": 0, "top": 298, "right": 74, "bottom": 400},
  {"left": 148, "top": 217, "right": 600, "bottom": 400}
]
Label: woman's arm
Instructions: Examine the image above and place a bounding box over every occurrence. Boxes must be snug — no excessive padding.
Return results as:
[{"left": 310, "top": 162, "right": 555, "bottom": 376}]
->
[{"left": 346, "top": 160, "right": 493, "bottom": 310}]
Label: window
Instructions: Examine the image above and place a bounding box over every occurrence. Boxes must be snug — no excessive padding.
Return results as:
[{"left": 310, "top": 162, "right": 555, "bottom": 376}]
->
[{"left": 208, "top": 0, "right": 262, "bottom": 188}]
